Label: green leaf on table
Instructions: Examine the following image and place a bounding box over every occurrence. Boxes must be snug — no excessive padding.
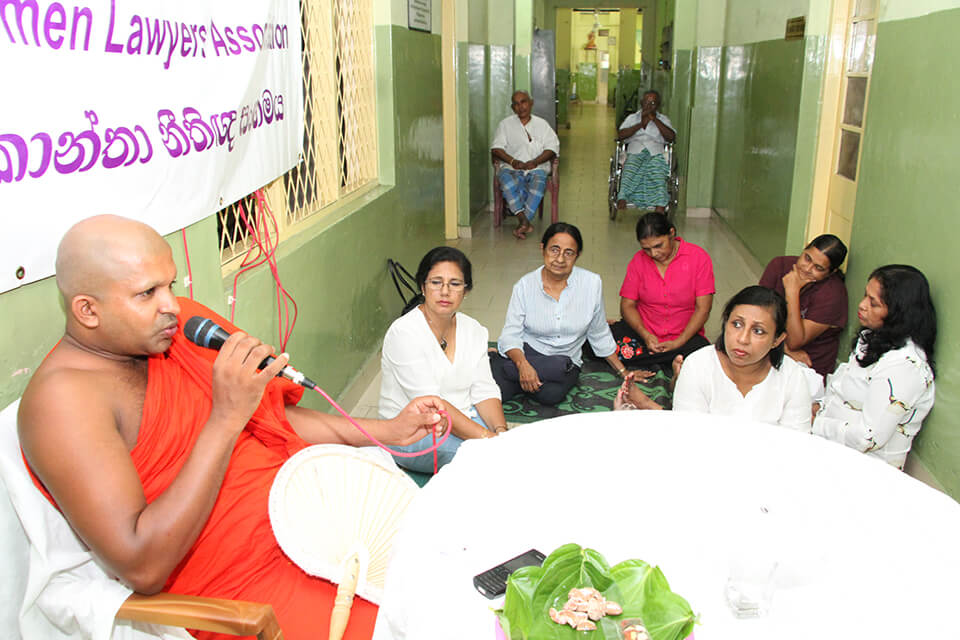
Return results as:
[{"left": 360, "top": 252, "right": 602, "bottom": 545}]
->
[
  {"left": 611, "top": 561, "right": 697, "bottom": 640},
  {"left": 495, "top": 544, "right": 696, "bottom": 640}
]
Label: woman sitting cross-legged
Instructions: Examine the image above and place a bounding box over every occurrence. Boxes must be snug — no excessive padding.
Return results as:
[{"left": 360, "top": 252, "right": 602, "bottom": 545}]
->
[
  {"left": 610, "top": 211, "right": 715, "bottom": 371},
  {"left": 490, "top": 222, "right": 626, "bottom": 406},
  {"left": 618, "top": 285, "right": 815, "bottom": 432},
  {"left": 379, "top": 247, "right": 507, "bottom": 473},
  {"left": 812, "top": 264, "right": 936, "bottom": 469}
]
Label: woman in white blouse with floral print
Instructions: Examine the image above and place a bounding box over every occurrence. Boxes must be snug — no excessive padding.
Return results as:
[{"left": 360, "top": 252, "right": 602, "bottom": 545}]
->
[{"left": 813, "top": 265, "right": 936, "bottom": 468}]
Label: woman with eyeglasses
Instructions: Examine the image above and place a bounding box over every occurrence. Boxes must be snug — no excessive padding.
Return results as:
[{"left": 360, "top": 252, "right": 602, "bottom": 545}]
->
[
  {"left": 610, "top": 211, "right": 715, "bottom": 373},
  {"left": 379, "top": 246, "right": 507, "bottom": 472},
  {"left": 490, "top": 222, "right": 625, "bottom": 406}
]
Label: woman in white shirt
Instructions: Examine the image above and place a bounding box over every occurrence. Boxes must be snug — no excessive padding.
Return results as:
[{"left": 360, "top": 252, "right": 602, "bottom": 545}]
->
[
  {"left": 619, "top": 285, "right": 813, "bottom": 431},
  {"left": 380, "top": 247, "right": 506, "bottom": 473},
  {"left": 813, "top": 265, "right": 936, "bottom": 468}
]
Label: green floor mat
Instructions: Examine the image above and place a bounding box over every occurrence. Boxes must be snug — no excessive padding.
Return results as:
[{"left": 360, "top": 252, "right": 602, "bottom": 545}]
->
[{"left": 501, "top": 356, "right": 674, "bottom": 424}]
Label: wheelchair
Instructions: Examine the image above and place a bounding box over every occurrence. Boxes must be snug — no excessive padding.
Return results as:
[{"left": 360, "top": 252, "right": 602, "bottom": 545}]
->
[{"left": 607, "top": 138, "right": 679, "bottom": 220}]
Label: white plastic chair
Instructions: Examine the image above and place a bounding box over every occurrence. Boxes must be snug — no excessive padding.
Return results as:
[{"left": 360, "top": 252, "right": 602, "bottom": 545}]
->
[{"left": 0, "top": 398, "right": 283, "bottom": 640}]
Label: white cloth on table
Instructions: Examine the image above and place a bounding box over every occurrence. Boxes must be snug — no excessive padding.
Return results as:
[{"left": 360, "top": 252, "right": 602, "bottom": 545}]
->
[
  {"left": 672, "top": 346, "right": 816, "bottom": 432},
  {"left": 372, "top": 411, "right": 960, "bottom": 640},
  {"left": 497, "top": 266, "right": 617, "bottom": 367},
  {"left": 379, "top": 308, "right": 501, "bottom": 419},
  {"left": 619, "top": 111, "right": 674, "bottom": 156},
  {"left": 0, "top": 399, "right": 188, "bottom": 640},
  {"left": 813, "top": 336, "right": 935, "bottom": 468},
  {"left": 490, "top": 114, "right": 559, "bottom": 173}
]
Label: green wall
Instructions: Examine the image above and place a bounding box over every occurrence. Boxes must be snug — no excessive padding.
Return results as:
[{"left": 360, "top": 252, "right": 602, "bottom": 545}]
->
[
  {"left": 711, "top": 38, "right": 805, "bottom": 267},
  {"left": 0, "top": 25, "right": 447, "bottom": 412},
  {"left": 845, "top": 6, "right": 960, "bottom": 497},
  {"left": 674, "top": 0, "right": 825, "bottom": 267}
]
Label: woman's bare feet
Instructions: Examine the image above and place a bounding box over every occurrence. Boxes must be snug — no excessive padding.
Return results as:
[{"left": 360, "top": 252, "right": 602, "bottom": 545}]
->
[
  {"left": 669, "top": 354, "right": 684, "bottom": 391},
  {"left": 671, "top": 354, "right": 684, "bottom": 378},
  {"left": 617, "top": 370, "right": 663, "bottom": 410}
]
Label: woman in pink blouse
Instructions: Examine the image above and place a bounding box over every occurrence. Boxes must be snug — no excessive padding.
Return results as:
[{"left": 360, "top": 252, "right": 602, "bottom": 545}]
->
[{"left": 611, "top": 212, "right": 715, "bottom": 371}]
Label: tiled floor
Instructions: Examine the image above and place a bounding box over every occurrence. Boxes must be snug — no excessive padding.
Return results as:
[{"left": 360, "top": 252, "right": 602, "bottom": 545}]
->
[{"left": 349, "top": 103, "right": 763, "bottom": 417}]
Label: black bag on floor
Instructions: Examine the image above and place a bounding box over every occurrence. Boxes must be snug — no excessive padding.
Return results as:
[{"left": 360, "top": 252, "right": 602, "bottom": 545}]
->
[{"left": 387, "top": 259, "right": 423, "bottom": 316}]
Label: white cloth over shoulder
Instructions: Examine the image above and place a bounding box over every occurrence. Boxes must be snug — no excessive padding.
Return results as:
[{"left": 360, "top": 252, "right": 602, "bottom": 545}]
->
[
  {"left": 672, "top": 346, "right": 815, "bottom": 432},
  {"left": 619, "top": 112, "right": 674, "bottom": 157},
  {"left": 813, "top": 336, "right": 935, "bottom": 468},
  {"left": 379, "top": 309, "right": 500, "bottom": 420},
  {"left": 490, "top": 114, "right": 559, "bottom": 173},
  {"left": 0, "top": 399, "right": 189, "bottom": 640}
]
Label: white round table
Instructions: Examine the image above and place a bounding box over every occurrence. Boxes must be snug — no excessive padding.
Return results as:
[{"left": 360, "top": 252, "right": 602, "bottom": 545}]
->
[{"left": 372, "top": 411, "right": 960, "bottom": 639}]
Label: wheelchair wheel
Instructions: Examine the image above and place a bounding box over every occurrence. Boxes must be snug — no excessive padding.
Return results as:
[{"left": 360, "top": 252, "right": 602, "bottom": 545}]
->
[
  {"left": 665, "top": 173, "right": 679, "bottom": 216},
  {"left": 608, "top": 154, "right": 619, "bottom": 220}
]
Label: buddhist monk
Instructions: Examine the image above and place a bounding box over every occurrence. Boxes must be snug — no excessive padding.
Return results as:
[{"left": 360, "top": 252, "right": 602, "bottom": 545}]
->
[{"left": 19, "top": 215, "right": 445, "bottom": 639}]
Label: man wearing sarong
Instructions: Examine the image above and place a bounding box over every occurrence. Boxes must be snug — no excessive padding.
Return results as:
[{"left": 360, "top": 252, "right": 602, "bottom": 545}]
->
[
  {"left": 616, "top": 90, "right": 676, "bottom": 213},
  {"left": 18, "top": 215, "right": 446, "bottom": 640},
  {"left": 491, "top": 90, "right": 560, "bottom": 239}
]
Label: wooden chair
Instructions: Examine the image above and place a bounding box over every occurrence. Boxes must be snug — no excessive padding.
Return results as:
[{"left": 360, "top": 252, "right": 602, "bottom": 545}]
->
[
  {"left": 0, "top": 398, "right": 284, "bottom": 640},
  {"left": 118, "top": 594, "right": 283, "bottom": 639},
  {"left": 492, "top": 156, "right": 560, "bottom": 228}
]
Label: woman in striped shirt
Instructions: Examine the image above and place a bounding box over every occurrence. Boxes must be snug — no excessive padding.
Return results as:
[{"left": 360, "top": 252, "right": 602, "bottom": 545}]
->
[{"left": 490, "top": 222, "right": 626, "bottom": 406}]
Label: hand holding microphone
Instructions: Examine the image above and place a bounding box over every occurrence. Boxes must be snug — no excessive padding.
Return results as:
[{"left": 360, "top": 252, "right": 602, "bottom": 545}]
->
[
  {"left": 184, "top": 316, "right": 452, "bottom": 467},
  {"left": 184, "top": 316, "right": 316, "bottom": 389}
]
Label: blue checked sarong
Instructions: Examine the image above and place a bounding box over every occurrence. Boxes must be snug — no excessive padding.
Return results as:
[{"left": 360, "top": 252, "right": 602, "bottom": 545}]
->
[
  {"left": 617, "top": 148, "right": 669, "bottom": 209},
  {"left": 497, "top": 168, "right": 548, "bottom": 219}
]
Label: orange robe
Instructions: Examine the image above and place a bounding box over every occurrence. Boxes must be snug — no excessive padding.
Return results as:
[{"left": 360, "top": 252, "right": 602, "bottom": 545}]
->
[{"left": 35, "top": 298, "right": 379, "bottom": 640}]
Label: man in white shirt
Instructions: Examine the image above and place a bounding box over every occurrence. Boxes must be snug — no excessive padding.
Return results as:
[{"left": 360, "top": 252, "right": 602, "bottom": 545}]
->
[
  {"left": 616, "top": 90, "right": 675, "bottom": 212},
  {"left": 491, "top": 90, "right": 560, "bottom": 239}
]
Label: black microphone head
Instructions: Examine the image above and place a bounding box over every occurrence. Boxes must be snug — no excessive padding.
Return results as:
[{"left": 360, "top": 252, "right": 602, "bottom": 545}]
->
[{"left": 183, "top": 316, "right": 231, "bottom": 351}]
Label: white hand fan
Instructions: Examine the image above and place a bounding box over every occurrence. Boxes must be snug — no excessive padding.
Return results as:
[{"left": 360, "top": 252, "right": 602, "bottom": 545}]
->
[{"left": 269, "top": 444, "right": 419, "bottom": 640}]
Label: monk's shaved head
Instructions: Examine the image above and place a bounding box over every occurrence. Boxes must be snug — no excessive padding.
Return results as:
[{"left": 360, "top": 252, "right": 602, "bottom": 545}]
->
[{"left": 56, "top": 215, "right": 170, "bottom": 302}]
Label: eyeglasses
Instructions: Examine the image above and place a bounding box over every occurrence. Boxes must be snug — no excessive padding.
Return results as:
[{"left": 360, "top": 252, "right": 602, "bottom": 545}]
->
[
  {"left": 425, "top": 278, "right": 466, "bottom": 291},
  {"left": 546, "top": 246, "right": 578, "bottom": 259}
]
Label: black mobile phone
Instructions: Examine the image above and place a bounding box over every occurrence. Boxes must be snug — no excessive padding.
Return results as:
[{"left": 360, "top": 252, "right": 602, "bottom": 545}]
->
[{"left": 473, "top": 548, "right": 546, "bottom": 599}]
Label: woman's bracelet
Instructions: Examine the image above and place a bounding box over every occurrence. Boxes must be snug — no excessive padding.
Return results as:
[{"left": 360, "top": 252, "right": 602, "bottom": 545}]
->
[
  {"left": 493, "top": 425, "right": 508, "bottom": 433},
  {"left": 616, "top": 367, "right": 627, "bottom": 378}
]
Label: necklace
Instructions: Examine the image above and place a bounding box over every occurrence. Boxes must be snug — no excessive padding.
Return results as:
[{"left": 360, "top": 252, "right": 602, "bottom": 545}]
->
[{"left": 424, "top": 309, "right": 453, "bottom": 351}]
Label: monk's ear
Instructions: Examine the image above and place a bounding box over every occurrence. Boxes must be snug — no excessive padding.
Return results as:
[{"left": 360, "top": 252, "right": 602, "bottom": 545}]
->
[{"left": 70, "top": 294, "right": 101, "bottom": 329}]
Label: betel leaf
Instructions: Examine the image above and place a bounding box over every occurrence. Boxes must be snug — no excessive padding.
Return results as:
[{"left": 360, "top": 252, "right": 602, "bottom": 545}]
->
[
  {"left": 495, "top": 545, "right": 696, "bottom": 640},
  {"left": 611, "top": 561, "right": 697, "bottom": 640}
]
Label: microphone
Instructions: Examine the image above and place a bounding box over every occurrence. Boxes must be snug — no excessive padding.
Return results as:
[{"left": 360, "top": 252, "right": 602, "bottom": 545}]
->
[{"left": 183, "top": 316, "right": 316, "bottom": 389}]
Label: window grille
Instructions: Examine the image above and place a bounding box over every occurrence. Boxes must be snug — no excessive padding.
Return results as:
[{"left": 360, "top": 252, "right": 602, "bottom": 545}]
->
[{"left": 218, "top": 0, "right": 378, "bottom": 267}]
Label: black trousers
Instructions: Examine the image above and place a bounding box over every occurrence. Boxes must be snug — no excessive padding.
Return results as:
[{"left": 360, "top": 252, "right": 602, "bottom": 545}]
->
[
  {"left": 490, "top": 343, "right": 581, "bottom": 406},
  {"left": 609, "top": 319, "right": 711, "bottom": 368}
]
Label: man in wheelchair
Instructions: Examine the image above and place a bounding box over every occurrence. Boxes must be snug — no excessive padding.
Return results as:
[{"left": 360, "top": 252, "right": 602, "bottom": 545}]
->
[{"left": 615, "top": 90, "right": 675, "bottom": 213}]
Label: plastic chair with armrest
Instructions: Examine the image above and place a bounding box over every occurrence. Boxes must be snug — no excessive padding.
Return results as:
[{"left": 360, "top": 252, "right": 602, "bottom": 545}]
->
[
  {"left": 492, "top": 156, "right": 559, "bottom": 228},
  {"left": 0, "top": 398, "right": 284, "bottom": 640}
]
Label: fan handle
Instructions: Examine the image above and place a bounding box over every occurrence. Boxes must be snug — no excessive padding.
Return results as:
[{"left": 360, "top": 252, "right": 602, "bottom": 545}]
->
[{"left": 329, "top": 552, "right": 361, "bottom": 640}]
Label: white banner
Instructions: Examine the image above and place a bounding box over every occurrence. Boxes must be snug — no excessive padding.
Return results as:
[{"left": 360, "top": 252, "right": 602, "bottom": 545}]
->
[{"left": 0, "top": 0, "right": 303, "bottom": 293}]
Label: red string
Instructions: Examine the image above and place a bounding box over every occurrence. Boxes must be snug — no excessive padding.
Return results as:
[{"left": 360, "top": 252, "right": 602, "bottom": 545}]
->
[
  {"left": 230, "top": 190, "right": 298, "bottom": 352},
  {"left": 180, "top": 228, "right": 195, "bottom": 300},
  {"left": 311, "top": 386, "right": 451, "bottom": 474}
]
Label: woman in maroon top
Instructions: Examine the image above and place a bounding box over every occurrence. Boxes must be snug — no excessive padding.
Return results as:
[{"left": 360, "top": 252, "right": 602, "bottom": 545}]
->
[{"left": 759, "top": 234, "right": 848, "bottom": 378}]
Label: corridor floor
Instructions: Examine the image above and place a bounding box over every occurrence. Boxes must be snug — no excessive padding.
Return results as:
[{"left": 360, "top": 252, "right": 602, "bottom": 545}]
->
[{"left": 348, "top": 103, "right": 764, "bottom": 418}]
